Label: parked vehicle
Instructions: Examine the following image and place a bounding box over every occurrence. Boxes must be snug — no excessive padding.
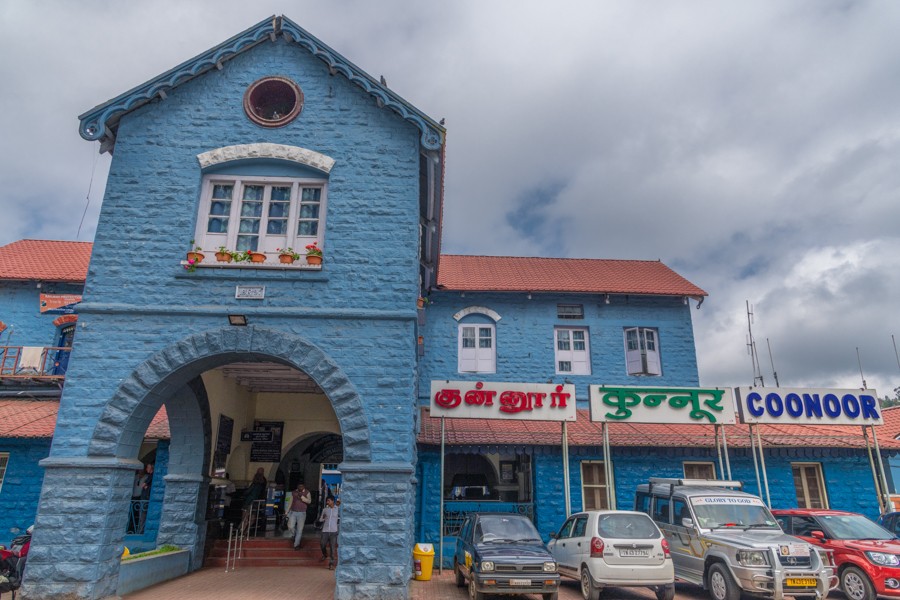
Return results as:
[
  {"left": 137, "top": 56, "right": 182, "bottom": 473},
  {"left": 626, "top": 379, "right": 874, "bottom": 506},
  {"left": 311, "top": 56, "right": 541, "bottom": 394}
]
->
[
  {"left": 636, "top": 478, "right": 834, "bottom": 600},
  {"left": 548, "top": 509, "right": 674, "bottom": 600},
  {"left": 453, "top": 512, "right": 560, "bottom": 600},
  {"left": 774, "top": 508, "right": 900, "bottom": 600},
  {"left": 0, "top": 525, "right": 32, "bottom": 599},
  {"left": 878, "top": 511, "right": 900, "bottom": 537}
]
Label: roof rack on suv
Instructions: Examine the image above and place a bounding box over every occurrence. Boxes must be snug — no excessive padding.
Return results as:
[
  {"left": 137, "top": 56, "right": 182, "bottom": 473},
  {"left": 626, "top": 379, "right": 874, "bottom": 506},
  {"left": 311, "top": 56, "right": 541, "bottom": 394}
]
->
[{"left": 648, "top": 478, "right": 743, "bottom": 494}]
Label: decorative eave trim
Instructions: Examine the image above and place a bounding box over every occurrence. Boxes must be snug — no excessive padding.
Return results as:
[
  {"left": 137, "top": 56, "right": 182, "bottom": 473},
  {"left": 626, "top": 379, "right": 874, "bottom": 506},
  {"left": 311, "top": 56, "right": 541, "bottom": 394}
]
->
[
  {"left": 78, "top": 16, "right": 278, "bottom": 147},
  {"left": 453, "top": 306, "right": 502, "bottom": 322},
  {"left": 78, "top": 15, "right": 445, "bottom": 153},
  {"left": 197, "top": 143, "right": 335, "bottom": 173},
  {"left": 279, "top": 17, "right": 444, "bottom": 151}
]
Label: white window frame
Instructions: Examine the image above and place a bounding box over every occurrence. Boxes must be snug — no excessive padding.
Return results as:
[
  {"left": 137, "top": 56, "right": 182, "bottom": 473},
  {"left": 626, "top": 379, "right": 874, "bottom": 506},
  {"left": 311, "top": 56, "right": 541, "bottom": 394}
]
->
[
  {"left": 792, "top": 463, "right": 829, "bottom": 509},
  {"left": 193, "top": 174, "right": 327, "bottom": 261},
  {"left": 555, "top": 327, "right": 591, "bottom": 375},
  {"left": 624, "top": 327, "right": 662, "bottom": 376},
  {"left": 683, "top": 461, "right": 716, "bottom": 480},
  {"left": 581, "top": 461, "right": 610, "bottom": 510},
  {"left": 458, "top": 323, "right": 496, "bottom": 374},
  {"left": 0, "top": 453, "right": 8, "bottom": 494}
]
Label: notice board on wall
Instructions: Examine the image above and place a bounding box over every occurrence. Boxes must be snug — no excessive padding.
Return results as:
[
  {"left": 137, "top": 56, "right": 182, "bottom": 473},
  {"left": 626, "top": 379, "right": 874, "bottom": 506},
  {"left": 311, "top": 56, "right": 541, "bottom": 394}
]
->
[{"left": 249, "top": 420, "right": 284, "bottom": 463}]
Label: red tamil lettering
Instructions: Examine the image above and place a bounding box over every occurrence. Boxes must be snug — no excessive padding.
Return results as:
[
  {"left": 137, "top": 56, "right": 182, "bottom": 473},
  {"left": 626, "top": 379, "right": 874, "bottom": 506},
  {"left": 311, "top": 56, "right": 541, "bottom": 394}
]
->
[
  {"left": 528, "top": 392, "right": 546, "bottom": 408},
  {"left": 434, "top": 388, "right": 462, "bottom": 409},
  {"left": 499, "top": 390, "right": 532, "bottom": 413},
  {"left": 550, "top": 385, "right": 570, "bottom": 408}
]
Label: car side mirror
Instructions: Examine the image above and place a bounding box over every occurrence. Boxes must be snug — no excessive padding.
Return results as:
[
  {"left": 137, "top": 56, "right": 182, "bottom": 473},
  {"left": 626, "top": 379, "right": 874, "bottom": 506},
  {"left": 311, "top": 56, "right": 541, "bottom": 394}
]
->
[
  {"left": 681, "top": 518, "right": 694, "bottom": 529},
  {"left": 811, "top": 530, "right": 826, "bottom": 540},
  {"left": 548, "top": 533, "right": 557, "bottom": 539}
]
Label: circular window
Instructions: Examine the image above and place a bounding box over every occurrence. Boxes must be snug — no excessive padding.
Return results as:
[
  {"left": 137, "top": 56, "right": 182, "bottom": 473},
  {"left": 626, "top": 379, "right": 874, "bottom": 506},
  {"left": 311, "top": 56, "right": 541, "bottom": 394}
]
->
[{"left": 243, "top": 77, "right": 303, "bottom": 127}]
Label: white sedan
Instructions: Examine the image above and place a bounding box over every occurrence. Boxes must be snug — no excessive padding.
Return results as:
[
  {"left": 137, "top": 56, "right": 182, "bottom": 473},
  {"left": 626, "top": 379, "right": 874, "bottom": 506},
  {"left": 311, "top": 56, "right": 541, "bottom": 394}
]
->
[{"left": 548, "top": 510, "right": 675, "bottom": 600}]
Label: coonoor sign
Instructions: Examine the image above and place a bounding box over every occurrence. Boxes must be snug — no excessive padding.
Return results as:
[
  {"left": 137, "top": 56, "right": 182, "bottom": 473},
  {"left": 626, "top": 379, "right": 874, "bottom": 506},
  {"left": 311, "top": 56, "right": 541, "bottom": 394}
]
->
[
  {"left": 430, "top": 380, "right": 576, "bottom": 421},
  {"left": 589, "top": 386, "right": 736, "bottom": 424},
  {"left": 735, "top": 387, "right": 882, "bottom": 426}
]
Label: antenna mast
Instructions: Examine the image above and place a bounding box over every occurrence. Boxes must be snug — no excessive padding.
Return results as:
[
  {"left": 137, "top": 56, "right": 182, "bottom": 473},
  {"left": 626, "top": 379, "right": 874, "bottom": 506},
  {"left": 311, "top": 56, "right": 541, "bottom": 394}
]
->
[
  {"left": 856, "top": 347, "right": 867, "bottom": 389},
  {"left": 766, "top": 338, "right": 780, "bottom": 388},
  {"left": 746, "top": 301, "right": 765, "bottom": 387}
]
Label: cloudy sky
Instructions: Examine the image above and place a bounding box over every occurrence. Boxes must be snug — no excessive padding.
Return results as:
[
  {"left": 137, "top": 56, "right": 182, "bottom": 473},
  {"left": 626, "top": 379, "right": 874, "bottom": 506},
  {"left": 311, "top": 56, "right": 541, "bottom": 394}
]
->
[{"left": 2, "top": 0, "right": 899, "bottom": 397}]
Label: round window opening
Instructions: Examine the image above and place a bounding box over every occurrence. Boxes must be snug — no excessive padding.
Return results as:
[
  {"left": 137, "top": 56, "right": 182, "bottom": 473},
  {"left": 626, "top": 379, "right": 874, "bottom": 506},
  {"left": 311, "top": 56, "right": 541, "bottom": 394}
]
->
[{"left": 243, "top": 77, "right": 303, "bottom": 127}]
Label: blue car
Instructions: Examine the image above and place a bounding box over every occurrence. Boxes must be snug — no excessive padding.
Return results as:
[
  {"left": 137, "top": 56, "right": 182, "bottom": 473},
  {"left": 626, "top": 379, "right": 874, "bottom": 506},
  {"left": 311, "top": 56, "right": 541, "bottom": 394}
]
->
[{"left": 454, "top": 512, "right": 560, "bottom": 600}]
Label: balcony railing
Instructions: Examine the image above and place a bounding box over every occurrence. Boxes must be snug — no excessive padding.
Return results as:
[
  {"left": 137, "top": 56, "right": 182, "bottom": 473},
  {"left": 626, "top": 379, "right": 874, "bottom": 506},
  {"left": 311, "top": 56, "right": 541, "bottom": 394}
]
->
[{"left": 0, "top": 346, "right": 72, "bottom": 380}]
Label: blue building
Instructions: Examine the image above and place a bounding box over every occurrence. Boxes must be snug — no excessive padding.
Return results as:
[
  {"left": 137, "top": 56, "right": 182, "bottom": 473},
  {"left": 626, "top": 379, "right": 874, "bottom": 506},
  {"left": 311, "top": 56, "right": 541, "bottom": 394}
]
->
[{"left": 12, "top": 14, "right": 899, "bottom": 600}]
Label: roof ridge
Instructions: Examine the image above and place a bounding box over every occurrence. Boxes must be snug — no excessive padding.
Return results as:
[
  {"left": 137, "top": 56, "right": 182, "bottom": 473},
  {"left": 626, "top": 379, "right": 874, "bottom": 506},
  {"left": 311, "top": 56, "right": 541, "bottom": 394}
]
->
[{"left": 440, "top": 254, "right": 664, "bottom": 263}]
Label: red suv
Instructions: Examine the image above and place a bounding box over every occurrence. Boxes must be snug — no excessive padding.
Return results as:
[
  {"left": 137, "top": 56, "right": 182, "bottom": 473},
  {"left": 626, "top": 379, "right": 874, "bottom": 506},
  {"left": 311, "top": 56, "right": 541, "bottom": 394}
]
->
[{"left": 773, "top": 509, "right": 900, "bottom": 600}]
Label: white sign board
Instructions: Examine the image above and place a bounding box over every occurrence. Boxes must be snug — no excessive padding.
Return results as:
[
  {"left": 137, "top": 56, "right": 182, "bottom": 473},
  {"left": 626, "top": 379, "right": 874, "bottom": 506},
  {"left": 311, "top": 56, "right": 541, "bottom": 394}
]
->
[
  {"left": 735, "top": 387, "right": 882, "bottom": 426},
  {"left": 430, "top": 380, "right": 576, "bottom": 421},
  {"left": 589, "top": 386, "right": 736, "bottom": 424},
  {"left": 235, "top": 285, "right": 266, "bottom": 300}
]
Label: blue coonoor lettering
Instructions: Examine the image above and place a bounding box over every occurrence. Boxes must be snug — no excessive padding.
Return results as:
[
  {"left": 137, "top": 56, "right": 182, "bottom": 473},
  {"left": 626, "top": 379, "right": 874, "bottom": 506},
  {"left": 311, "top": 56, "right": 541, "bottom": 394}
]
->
[
  {"left": 785, "top": 393, "right": 803, "bottom": 417},
  {"left": 861, "top": 395, "right": 879, "bottom": 420},
  {"left": 746, "top": 392, "right": 764, "bottom": 417},
  {"left": 803, "top": 394, "right": 822, "bottom": 418},
  {"left": 765, "top": 393, "right": 784, "bottom": 417},
  {"left": 841, "top": 394, "right": 860, "bottom": 418},
  {"left": 823, "top": 394, "right": 841, "bottom": 418}
]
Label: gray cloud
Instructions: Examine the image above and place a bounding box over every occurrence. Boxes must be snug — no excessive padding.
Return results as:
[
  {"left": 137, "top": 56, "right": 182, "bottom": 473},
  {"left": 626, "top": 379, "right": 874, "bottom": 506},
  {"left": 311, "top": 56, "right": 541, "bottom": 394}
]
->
[{"left": 2, "top": 0, "right": 899, "bottom": 398}]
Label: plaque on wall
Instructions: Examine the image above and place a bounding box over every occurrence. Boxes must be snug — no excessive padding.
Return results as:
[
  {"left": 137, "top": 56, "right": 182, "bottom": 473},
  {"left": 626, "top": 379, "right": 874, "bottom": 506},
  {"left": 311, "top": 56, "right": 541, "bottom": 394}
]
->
[{"left": 249, "top": 420, "right": 283, "bottom": 462}]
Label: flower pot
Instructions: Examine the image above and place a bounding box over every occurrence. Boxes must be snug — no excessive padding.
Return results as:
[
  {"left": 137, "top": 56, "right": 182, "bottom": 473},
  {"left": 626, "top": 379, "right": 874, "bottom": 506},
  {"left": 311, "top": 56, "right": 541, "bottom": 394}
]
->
[
  {"left": 215, "top": 252, "right": 233, "bottom": 263},
  {"left": 249, "top": 252, "right": 266, "bottom": 263},
  {"left": 186, "top": 251, "right": 205, "bottom": 263},
  {"left": 279, "top": 254, "right": 296, "bottom": 264},
  {"left": 306, "top": 254, "right": 323, "bottom": 266},
  {"left": 417, "top": 298, "right": 426, "bottom": 309}
]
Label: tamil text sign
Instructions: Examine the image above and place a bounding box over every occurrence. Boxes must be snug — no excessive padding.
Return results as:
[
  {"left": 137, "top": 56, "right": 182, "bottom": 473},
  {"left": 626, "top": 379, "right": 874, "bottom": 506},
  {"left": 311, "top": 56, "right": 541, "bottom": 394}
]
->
[
  {"left": 735, "top": 387, "right": 881, "bottom": 426},
  {"left": 430, "top": 380, "right": 576, "bottom": 421},
  {"left": 589, "top": 386, "right": 736, "bottom": 424}
]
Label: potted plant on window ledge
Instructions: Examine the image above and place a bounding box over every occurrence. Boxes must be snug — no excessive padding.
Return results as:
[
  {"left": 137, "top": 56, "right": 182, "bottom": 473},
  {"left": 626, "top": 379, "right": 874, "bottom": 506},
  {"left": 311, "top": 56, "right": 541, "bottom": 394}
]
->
[
  {"left": 186, "top": 242, "right": 204, "bottom": 264},
  {"left": 277, "top": 247, "right": 301, "bottom": 264},
  {"left": 305, "top": 241, "right": 323, "bottom": 266},
  {"left": 215, "top": 246, "right": 236, "bottom": 263}
]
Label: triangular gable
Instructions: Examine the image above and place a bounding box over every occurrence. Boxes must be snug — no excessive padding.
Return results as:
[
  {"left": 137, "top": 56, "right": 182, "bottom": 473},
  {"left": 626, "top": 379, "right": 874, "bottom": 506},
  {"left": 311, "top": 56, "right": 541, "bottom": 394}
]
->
[{"left": 78, "top": 15, "right": 445, "bottom": 154}]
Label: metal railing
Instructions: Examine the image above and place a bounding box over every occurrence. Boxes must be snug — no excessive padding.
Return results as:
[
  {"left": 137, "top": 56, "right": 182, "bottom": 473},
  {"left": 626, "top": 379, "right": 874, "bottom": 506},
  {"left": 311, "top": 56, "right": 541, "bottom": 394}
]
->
[
  {"left": 0, "top": 346, "right": 71, "bottom": 380},
  {"left": 442, "top": 501, "right": 534, "bottom": 537},
  {"left": 225, "top": 499, "right": 265, "bottom": 572},
  {"left": 126, "top": 499, "right": 150, "bottom": 534}
]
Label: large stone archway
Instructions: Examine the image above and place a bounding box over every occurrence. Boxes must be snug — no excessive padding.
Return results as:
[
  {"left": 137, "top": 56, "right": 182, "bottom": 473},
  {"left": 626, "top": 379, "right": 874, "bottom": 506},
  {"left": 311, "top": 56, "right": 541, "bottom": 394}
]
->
[{"left": 23, "top": 325, "right": 414, "bottom": 600}]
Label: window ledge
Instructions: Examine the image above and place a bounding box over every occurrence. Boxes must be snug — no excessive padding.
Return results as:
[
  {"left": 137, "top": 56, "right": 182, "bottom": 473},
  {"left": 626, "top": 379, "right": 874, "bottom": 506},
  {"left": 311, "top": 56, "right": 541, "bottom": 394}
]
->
[{"left": 176, "top": 261, "right": 327, "bottom": 281}]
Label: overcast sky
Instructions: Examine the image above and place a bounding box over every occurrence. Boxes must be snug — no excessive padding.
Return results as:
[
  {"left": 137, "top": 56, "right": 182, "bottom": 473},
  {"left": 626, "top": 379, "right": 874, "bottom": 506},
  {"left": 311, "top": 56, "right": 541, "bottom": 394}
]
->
[{"left": 2, "top": 0, "right": 899, "bottom": 398}]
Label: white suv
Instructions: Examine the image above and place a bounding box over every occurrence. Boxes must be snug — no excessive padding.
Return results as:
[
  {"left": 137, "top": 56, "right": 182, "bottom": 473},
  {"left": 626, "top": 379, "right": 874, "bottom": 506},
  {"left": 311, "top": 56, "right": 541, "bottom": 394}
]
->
[{"left": 547, "top": 510, "right": 675, "bottom": 600}]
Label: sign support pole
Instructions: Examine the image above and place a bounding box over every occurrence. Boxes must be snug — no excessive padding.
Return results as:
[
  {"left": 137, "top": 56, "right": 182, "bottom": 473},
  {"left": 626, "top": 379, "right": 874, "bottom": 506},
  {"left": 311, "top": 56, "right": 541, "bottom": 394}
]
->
[
  {"left": 721, "top": 424, "right": 732, "bottom": 480},
  {"left": 562, "top": 421, "right": 571, "bottom": 517},
  {"left": 862, "top": 426, "right": 883, "bottom": 513},
  {"left": 755, "top": 425, "right": 771, "bottom": 507},
  {"left": 714, "top": 424, "right": 725, "bottom": 480},
  {"left": 439, "top": 416, "right": 445, "bottom": 574},
  {"left": 749, "top": 424, "right": 762, "bottom": 497},
  {"left": 602, "top": 421, "right": 615, "bottom": 509},
  {"left": 872, "top": 425, "right": 892, "bottom": 512}
]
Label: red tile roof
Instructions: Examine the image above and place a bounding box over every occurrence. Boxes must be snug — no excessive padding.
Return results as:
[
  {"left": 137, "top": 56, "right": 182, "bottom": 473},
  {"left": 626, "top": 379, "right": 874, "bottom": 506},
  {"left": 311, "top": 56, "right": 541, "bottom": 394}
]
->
[
  {"left": 418, "top": 408, "right": 900, "bottom": 449},
  {"left": 437, "top": 255, "right": 707, "bottom": 297},
  {"left": 0, "top": 240, "right": 92, "bottom": 283},
  {"left": 0, "top": 399, "right": 169, "bottom": 439}
]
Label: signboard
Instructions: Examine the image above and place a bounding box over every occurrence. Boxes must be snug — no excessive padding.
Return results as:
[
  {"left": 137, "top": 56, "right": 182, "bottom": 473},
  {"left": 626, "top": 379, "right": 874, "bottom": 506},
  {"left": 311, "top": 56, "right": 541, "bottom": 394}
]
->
[
  {"left": 735, "top": 387, "right": 882, "bottom": 426},
  {"left": 249, "top": 421, "right": 283, "bottom": 462},
  {"left": 39, "top": 293, "right": 82, "bottom": 314},
  {"left": 430, "top": 380, "right": 576, "bottom": 421},
  {"left": 241, "top": 430, "right": 274, "bottom": 442},
  {"left": 216, "top": 414, "right": 234, "bottom": 455},
  {"left": 589, "top": 386, "right": 736, "bottom": 424},
  {"left": 235, "top": 285, "right": 265, "bottom": 300}
]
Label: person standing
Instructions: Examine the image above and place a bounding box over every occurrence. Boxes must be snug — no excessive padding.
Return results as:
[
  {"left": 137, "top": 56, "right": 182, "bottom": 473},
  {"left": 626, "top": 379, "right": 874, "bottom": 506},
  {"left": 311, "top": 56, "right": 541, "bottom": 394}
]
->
[
  {"left": 288, "top": 483, "right": 311, "bottom": 549},
  {"left": 241, "top": 467, "right": 268, "bottom": 532},
  {"left": 318, "top": 496, "right": 339, "bottom": 569},
  {"left": 137, "top": 463, "right": 153, "bottom": 534}
]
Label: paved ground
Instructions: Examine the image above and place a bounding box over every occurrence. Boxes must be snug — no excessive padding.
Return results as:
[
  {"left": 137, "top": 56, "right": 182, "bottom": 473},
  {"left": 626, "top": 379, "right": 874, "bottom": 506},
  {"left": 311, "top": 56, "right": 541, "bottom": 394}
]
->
[{"left": 114, "top": 565, "right": 742, "bottom": 600}]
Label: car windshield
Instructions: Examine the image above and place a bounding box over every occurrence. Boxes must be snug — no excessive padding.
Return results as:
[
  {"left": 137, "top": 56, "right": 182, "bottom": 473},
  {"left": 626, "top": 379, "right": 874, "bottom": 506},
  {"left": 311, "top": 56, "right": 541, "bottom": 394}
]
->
[
  {"left": 597, "top": 513, "right": 660, "bottom": 539},
  {"left": 690, "top": 496, "right": 779, "bottom": 529},
  {"left": 818, "top": 515, "right": 895, "bottom": 540},
  {"left": 475, "top": 515, "right": 541, "bottom": 543}
]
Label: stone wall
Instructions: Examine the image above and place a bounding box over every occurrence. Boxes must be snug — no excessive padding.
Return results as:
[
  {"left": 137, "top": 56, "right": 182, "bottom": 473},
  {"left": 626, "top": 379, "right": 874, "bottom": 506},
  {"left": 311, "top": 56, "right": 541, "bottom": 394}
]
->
[{"left": 0, "top": 437, "right": 51, "bottom": 547}]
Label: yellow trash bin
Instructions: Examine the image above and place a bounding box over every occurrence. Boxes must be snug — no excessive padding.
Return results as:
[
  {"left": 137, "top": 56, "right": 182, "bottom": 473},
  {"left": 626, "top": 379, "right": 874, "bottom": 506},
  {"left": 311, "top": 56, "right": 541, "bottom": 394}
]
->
[{"left": 412, "top": 543, "right": 435, "bottom": 581}]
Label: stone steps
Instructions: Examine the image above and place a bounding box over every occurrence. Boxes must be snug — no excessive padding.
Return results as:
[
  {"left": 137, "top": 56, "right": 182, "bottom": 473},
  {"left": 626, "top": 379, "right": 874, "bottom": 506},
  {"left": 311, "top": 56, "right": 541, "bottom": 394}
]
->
[{"left": 205, "top": 531, "right": 335, "bottom": 568}]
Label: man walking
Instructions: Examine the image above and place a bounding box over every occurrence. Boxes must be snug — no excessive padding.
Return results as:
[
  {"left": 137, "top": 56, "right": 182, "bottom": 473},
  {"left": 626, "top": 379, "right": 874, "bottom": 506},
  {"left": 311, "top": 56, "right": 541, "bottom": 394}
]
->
[
  {"left": 318, "top": 496, "right": 339, "bottom": 569},
  {"left": 288, "top": 483, "right": 311, "bottom": 549}
]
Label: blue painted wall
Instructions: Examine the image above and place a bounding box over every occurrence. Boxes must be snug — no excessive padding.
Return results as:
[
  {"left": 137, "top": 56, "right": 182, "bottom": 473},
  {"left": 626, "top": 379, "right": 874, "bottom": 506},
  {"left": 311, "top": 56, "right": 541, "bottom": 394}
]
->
[
  {"left": 0, "top": 438, "right": 51, "bottom": 547},
  {"left": 417, "top": 292, "right": 700, "bottom": 407},
  {"left": 53, "top": 37, "right": 423, "bottom": 461},
  {"left": 0, "top": 281, "right": 83, "bottom": 347}
]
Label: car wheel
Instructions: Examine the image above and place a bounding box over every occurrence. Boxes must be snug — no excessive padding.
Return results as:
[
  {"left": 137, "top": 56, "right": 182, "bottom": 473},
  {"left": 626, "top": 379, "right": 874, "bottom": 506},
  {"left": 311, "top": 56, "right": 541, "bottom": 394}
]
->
[
  {"left": 708, "top": 563, "right": 740, "bottom": 600},
  {"left": 468, "top": 574, "right": 484, "bottom": 600},
  {"left": 580, "top": 566, "right": 601, "bottom": 600},
  {"left": 454, "top": 560, "right": 465, "bottom": 588},
  {"left": 655, "top": 583, "right": 675, "bottom": 600},
  {"left": 841, "top": 565, "right": 876, "bottom": 600}
]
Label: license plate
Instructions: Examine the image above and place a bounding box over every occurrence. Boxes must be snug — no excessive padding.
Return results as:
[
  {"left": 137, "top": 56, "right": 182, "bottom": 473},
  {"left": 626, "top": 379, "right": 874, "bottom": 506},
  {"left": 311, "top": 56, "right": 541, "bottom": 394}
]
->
[
  {"left": 509, "top": 579, "right": 531, "bottom": 586},
  {"left": 785, "top": 578, "right": 817, "bottom": 587},
  {"left": 619, "top": 548, "right": 650, "bottom": 557}
]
